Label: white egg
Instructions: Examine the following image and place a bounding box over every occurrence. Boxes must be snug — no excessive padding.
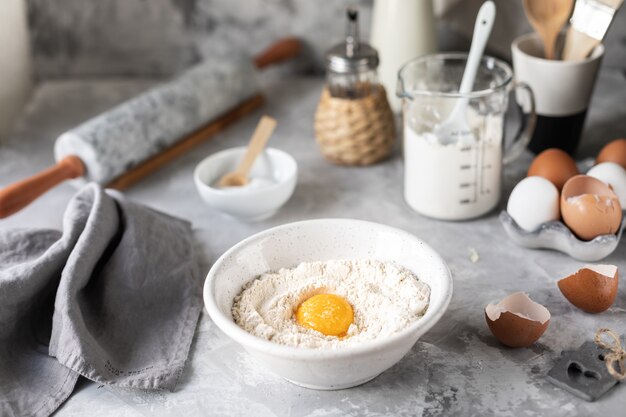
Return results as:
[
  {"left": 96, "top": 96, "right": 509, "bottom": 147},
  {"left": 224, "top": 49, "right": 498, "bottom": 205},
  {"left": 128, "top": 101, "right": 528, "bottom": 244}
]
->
[
  {"left": 507, "top": 176, "right": 560, "bottom": 232},
  {"left": 587, "top": 162, "right": 626, "bottom": 207}
]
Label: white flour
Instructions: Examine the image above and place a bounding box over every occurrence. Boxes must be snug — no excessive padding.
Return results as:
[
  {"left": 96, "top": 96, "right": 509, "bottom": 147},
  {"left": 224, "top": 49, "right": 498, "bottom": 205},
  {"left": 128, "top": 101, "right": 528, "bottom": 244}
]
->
[{"left": 232, "top": 259, "right": 430, "bottom": 349}]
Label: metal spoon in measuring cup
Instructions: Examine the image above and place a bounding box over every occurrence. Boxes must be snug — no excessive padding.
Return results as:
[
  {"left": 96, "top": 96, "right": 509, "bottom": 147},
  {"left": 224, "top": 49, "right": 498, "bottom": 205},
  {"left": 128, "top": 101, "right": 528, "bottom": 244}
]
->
[
  {"left": 218, "top": 115, "right": 277, "bottom": 187},
  {"left": 434, "top": 1, "right": 496, "bottom": 145}
]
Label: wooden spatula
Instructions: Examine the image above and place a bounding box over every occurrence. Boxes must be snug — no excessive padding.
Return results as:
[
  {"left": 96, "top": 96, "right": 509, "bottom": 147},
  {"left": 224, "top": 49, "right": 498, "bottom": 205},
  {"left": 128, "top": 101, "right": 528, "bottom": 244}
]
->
[{"left": 523, "top": 0, "right": 574, "bottom": 59}]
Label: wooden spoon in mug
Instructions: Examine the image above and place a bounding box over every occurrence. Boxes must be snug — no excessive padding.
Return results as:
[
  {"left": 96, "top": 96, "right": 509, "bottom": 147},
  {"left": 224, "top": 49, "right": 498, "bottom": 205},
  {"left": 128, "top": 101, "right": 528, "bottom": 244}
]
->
[
  {"left": 523, "top": 0, "right": 574, "bottom": 59},
  {"left": 218, "top": 115, "right": 277, "bottom": 187}
]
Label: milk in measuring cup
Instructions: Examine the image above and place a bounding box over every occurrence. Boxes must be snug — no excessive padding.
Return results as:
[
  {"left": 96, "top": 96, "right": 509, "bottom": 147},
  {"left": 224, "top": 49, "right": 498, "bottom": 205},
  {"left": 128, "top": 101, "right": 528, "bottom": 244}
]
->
[{"left": 403, "top": 112, "right": 503, "bottom": 220}]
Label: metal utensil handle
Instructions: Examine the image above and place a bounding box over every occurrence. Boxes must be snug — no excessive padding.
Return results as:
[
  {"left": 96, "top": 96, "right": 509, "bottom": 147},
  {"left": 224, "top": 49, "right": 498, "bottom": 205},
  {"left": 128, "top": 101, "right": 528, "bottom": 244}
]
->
[{"left": 503, "top": 81, "right": 536, "bottom": 165}]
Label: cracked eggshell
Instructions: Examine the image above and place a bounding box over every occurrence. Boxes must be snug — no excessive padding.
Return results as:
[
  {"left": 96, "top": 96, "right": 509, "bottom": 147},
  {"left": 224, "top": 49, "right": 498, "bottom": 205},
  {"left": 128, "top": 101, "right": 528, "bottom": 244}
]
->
[
  {"left": 560, "top": 175, "right": 622, "bottom": 241},
  {"left": 485, "top": 292, "right": 550, "bottom": 348},
  {"left": 558, "top": 264, "right": 619, "bottom": 313}
]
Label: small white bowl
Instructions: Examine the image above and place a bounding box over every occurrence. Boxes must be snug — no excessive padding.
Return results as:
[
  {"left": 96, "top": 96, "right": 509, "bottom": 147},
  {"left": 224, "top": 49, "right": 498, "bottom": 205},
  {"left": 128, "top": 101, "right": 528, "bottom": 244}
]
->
[
  {"left": 194, "top": 147, "right": 297, "bottom": 221},
  {"left": 203, "top": 219, "right": 453, "bottom": 390}
]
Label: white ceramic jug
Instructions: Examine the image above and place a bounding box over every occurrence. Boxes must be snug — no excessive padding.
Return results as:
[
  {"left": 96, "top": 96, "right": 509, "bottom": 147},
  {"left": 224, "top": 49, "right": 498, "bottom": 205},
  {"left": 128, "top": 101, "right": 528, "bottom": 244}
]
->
[
  {"left": 370, "top": 0, "right": 437, "bottom": 113},
  {"left": 0, "top": 0, "right": 32, "bottom": 141}
]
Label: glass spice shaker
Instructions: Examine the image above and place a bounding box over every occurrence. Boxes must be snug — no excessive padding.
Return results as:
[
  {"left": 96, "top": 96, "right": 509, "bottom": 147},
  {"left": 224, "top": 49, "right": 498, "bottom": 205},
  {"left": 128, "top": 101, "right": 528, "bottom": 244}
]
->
[
  {"left": 326, "top": 8, "right": 379, "bottom": 99},
  {"left": 314, "top": 8, "right": 395, "bottom": 166}
]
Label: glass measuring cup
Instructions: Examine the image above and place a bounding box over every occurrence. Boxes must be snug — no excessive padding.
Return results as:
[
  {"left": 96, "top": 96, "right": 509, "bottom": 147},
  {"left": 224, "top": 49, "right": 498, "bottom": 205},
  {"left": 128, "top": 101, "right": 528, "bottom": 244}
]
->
[{"left": 397, "top": 53, "right": 536, "bottom": 220}]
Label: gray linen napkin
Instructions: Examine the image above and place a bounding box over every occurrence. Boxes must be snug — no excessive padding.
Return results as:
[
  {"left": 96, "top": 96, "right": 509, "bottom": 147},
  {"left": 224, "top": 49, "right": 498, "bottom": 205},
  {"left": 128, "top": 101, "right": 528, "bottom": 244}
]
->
[{"left": 0, "top": 183, "right": 202, "bottom": 417}]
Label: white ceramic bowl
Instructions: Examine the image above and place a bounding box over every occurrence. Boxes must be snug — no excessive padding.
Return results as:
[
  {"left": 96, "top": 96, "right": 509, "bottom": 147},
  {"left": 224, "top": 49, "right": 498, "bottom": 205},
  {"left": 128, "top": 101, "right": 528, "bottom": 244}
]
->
[
  {"left": 203, "top": 219, "right": 453, "bottom": 390},
  {"left": 194, "top": 147, "right": 297, "bottom": 221}
]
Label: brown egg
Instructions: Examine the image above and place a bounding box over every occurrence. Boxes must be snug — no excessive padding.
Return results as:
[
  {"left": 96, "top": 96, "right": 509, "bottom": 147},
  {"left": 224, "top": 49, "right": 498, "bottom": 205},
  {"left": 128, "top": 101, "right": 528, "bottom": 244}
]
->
[
  {"left": 597, "top": 138, "right": 626, "bottom": 170},
  {"left": 560, "top": 175, "right": 622, "bottom": 241},
  {"left": 528, "top": 148, "right": 579, "bottom": 190},
  {"left": 558, "top": 264, "right": 619, "bottom": 313},
  {"left": 485, "top": 292, "right": 550, "bottom": 348}
]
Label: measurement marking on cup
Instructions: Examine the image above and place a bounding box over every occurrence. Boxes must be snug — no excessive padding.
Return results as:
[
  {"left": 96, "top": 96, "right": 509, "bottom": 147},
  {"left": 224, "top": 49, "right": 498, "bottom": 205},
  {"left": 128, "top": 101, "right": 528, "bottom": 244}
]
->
[
  {"left": 460, "top": 164, "right": 472, "bottom": 170},
  {"left": 474, "top": 140, "right": 479, "bottom": 203},
  {"left": 459, "top": 199, "right": 471, "bottom": 204},
  {"left": 459, "top": 182, "right": 475, "bottom": 188}
]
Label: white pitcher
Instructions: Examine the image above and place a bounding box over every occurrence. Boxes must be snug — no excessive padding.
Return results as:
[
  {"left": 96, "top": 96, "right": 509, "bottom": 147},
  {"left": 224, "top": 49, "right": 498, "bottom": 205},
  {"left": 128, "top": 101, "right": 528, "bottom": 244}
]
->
[
  {"left": 370, "top": 0, "right": 437, "bottom": 113},
  {"left": 0, "top": 0, "right": 32, "bottom": 141}
]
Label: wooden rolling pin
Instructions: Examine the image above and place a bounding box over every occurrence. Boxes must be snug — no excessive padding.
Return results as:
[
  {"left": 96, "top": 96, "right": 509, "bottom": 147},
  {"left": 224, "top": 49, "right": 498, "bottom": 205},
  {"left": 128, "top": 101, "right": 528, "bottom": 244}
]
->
[{"left": 0, "top": 37, "right": 300, "bottom": 218}]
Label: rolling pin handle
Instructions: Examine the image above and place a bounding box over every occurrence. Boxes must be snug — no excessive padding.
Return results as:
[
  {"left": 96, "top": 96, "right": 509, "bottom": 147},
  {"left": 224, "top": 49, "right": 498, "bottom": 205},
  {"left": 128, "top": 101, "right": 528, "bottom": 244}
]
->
[
  {"left": 0, "top": 155, "right": 85, "bottom": 218},
  {"left": 253, "top": 37, "right": 302, "bottom": 69}
]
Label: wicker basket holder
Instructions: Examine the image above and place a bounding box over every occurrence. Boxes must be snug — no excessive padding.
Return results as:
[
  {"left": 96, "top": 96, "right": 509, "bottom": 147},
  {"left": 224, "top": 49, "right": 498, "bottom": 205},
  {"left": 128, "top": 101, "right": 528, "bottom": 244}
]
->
[{"left": 314, "top": 84, "right": 395, "bottom": 166}]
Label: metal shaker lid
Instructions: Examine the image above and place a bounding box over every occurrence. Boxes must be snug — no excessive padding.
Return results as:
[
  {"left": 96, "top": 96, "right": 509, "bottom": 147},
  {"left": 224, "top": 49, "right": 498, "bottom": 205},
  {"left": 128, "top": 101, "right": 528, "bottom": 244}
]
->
[{"left": 325, "top": 8, "right": 379, "bottom": 74}]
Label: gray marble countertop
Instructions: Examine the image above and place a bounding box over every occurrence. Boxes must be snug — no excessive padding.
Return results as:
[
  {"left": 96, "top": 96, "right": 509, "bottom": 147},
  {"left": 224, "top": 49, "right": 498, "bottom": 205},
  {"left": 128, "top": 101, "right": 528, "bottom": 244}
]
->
[{"left": 1, "top": 71, "right": 626, "bottom": 416}]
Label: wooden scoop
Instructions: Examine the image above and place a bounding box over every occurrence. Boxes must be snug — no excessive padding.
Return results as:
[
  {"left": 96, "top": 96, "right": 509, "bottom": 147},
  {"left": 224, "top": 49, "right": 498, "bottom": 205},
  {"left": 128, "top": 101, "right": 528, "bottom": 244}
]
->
[
  {"left": 523, "top": 0, "right": 574, "bottom": 59},
  {"left": 218, "top": 115, "right": 277, "bottom": 187}
]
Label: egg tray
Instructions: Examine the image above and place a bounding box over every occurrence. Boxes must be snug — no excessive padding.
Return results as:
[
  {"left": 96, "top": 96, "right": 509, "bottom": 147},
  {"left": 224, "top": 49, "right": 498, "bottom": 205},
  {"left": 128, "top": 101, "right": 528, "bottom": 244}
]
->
[{"left": 499, "top": 211, "right": 625, "bottom": 261}]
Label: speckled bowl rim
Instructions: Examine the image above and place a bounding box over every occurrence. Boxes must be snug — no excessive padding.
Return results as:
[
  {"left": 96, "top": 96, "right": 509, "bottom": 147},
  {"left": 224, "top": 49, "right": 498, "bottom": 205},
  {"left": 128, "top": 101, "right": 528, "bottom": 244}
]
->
[{"left": 203, "top": 218, "right": 453, "bottom": 359}]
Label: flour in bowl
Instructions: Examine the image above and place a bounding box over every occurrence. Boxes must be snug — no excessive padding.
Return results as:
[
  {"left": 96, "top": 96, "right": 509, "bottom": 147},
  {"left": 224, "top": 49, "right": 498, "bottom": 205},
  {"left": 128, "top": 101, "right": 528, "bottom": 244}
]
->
[{"left": 231, "top": 259, "right": 430, "bottom": 349}]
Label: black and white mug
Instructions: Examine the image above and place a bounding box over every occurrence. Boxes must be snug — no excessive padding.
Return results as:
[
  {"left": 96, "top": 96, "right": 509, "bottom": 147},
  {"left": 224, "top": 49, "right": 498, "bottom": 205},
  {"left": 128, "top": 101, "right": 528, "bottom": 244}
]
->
[{"left": 512, "top": 33, "right": 604, "bottom": 155}]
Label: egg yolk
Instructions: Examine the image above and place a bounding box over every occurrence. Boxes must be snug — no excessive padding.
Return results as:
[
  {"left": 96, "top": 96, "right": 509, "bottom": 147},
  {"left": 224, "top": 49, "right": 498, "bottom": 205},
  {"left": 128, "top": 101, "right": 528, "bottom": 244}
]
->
[{"left": 295, "top": 294, "right": 354, "bottom": 337}]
